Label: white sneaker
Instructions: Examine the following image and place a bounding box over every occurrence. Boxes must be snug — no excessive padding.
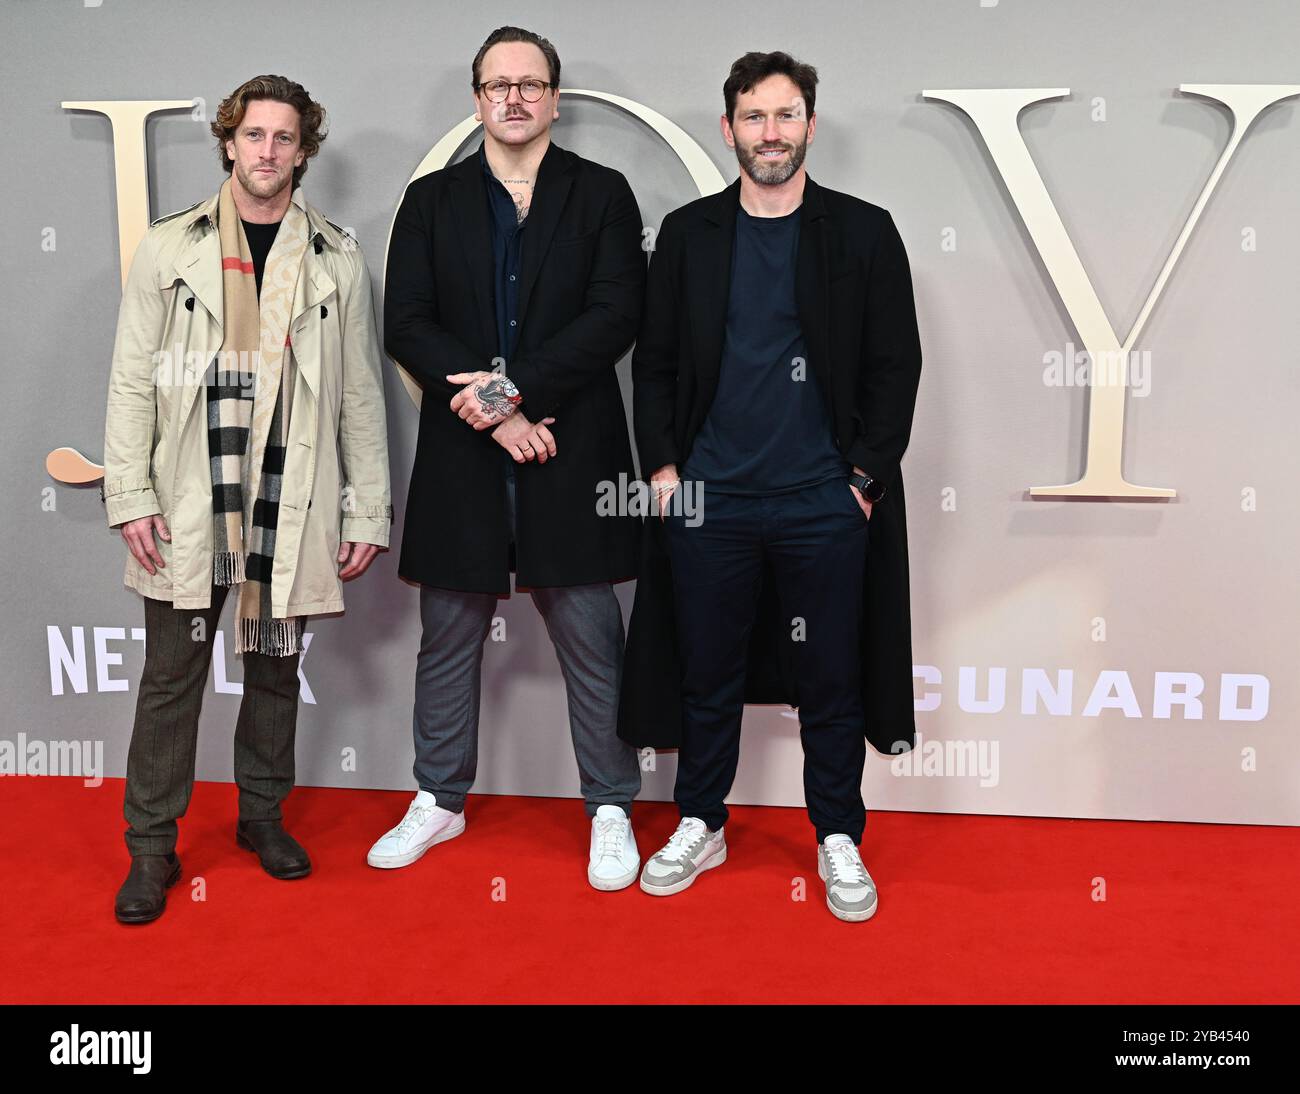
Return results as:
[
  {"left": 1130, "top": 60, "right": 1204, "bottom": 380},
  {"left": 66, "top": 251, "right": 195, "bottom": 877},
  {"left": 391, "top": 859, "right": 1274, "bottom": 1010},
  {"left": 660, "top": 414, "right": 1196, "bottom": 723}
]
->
[
  {"left": 639, "top": 817, "right": 727, "bottom": 896},
  {"left": 817, "top": 834, "right": 878, "bottom": 922},
  {"left": 587, "top": 805, "right": 640, "bottom": 891},
  {"left": 366, "top": 790, "right": 465, "bottom": 869}
]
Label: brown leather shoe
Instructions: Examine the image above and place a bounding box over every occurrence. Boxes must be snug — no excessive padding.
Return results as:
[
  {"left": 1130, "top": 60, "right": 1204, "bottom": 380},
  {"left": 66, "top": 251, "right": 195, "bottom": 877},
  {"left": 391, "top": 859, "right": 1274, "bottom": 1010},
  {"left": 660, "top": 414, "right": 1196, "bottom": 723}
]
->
[
  {"left": 115, "top": 853, "right": 182, "bottom": 924},
  {"left": 236, "top": 819, "right": 312, "bottom": 879}
]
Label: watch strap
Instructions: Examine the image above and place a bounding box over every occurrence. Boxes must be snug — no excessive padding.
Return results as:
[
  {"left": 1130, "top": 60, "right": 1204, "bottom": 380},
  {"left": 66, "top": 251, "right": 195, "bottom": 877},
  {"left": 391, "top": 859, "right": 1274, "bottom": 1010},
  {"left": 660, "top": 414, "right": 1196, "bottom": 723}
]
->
[{"left": 850, "top": 472, "right": 886, "bottom": 502}]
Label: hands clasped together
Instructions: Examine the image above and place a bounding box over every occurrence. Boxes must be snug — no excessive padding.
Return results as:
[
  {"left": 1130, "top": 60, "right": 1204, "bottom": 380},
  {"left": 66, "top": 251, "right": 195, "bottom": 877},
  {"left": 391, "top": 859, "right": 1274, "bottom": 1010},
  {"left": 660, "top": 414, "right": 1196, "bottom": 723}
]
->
[{"left": 446, "top": 370, "right": 556, "bottom": 465}]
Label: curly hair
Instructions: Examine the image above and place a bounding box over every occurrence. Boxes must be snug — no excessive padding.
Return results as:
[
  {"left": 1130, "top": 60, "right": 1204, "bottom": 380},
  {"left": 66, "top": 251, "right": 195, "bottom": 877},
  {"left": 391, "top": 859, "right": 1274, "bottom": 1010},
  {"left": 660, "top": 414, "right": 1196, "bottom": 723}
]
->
[{"left": 210, "top": 74, "right": 327, "bottom": 187}]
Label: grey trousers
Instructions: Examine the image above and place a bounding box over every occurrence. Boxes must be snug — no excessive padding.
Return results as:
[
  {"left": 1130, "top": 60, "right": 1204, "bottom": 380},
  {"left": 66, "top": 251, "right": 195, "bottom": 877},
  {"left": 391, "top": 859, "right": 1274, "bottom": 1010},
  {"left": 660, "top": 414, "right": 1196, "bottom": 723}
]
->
[
  {"left": 412, "top": 579, "right": 641, "bottom": 816},
  {"left": 123, "top": 584, "right": 301, "bottom": 856}
]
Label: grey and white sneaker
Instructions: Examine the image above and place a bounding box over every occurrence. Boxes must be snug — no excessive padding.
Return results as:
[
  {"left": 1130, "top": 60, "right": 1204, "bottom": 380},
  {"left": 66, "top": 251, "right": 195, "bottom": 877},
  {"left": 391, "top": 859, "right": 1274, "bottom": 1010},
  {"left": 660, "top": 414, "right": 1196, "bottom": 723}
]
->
[
  {"left": 366, "top": 790, "right": 465, "bottom": 869},
  {"left": 817, "top": 834, "right": 878, "bottom": 922},
  {"left": 639, "top": 817, "right": 726, "bottom": 896}
]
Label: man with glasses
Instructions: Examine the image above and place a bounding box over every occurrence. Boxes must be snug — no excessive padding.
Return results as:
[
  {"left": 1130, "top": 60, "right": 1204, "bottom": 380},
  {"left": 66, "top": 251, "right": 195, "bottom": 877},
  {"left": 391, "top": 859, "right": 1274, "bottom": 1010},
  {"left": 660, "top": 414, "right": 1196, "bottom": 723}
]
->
[
  {"left": 378, "top": 26, "right": 646, "bottom": 889},
  {"left": 624, "top": 51, "right": 923, "bottom": 922}
]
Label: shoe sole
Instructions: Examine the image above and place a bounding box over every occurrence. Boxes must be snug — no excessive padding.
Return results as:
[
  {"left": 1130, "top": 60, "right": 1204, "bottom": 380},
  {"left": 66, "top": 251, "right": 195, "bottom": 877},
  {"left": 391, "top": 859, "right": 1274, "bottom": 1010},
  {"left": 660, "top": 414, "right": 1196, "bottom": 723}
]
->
[
  {"left": 115, "top": 859, "right": 182, "bottom": 925},
  {"left": 639, "top": 844, "right": 726, "bottom": 896},
  {"left": 236, "top": 833, "right": 312, "bottom": 879},
  {"left": 818, "top": 859, "right": 878, "bottom": 922},
  {"left": 366, "top": 815, "right": 466, "bottom": 870},
  {"left": 588, "top": 859, "right": 641, "bottom": 892}
]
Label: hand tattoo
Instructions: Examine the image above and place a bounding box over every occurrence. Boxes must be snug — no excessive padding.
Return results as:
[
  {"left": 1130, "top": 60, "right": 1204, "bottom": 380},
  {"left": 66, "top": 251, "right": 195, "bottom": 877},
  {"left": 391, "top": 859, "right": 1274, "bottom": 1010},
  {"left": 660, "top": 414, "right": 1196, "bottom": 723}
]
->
[{"left": 474, "top": 376, "right": 520, "bottom": 420}]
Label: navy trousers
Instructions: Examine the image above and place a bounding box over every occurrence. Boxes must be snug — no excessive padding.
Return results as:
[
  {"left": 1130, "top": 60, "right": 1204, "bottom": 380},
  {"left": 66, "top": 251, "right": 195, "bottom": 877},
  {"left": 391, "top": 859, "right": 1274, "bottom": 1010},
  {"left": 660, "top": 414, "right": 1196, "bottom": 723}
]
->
[{"left": 664, "top": 476, "right": 870, "bottom": 844}]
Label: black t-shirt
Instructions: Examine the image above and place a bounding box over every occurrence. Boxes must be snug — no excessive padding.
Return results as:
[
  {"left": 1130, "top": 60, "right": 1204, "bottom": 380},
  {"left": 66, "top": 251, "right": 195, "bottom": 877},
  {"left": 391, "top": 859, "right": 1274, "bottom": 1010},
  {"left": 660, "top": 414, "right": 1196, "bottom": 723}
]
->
[
  {"left": 682, "top": 205, "right": 848, "bottom": 495},
  {"left": 241, "top": 218, "right": 282, "bottom": 297}
]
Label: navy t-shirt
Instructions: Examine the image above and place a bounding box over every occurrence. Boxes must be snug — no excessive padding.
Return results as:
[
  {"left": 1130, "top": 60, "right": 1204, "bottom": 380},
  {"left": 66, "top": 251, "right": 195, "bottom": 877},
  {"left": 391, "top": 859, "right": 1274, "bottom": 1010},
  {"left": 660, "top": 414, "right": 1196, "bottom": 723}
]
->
[{"left": 682, "top": 205, "right": 849, "bottom": 495}]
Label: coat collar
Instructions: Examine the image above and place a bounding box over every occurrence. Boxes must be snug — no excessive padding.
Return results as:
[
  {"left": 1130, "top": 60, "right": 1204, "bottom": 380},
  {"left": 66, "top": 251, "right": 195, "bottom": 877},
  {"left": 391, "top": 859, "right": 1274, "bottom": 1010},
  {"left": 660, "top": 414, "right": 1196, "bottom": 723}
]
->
[
  {"left": 698, "top": 173, "right": 829, "bottom": 226},
  {"left": 178, "top": 183, "right": 341, "bottom": 246},
  {"left": 171, "top": 183, "right": 340, "bottom": 330}
]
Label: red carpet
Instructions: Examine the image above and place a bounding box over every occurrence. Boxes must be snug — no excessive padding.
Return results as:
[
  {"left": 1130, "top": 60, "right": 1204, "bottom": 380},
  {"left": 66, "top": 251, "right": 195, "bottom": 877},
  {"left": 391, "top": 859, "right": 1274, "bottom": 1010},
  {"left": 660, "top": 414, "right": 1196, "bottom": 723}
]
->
[{"left": 3, "top": 777, "right": 1297, "bottom": 1004}]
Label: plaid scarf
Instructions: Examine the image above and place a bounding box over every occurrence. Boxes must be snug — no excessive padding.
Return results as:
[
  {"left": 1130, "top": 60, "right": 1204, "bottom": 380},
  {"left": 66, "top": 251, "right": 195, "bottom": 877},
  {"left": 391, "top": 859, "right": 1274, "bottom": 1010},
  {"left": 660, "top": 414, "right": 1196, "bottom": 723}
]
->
[{"left": 208, "top": 178, "right": 309, "bottom": 657}]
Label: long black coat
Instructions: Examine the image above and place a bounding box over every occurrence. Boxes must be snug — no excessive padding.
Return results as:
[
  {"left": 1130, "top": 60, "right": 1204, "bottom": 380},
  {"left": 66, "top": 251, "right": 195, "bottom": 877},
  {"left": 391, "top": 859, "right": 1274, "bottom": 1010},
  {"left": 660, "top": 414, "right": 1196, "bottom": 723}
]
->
[
  {"left": 617, "top": 177, "right": 922, "bottom": 757},
  {"left": 384, "top": 141, "right": 645, "bottom": 593}
]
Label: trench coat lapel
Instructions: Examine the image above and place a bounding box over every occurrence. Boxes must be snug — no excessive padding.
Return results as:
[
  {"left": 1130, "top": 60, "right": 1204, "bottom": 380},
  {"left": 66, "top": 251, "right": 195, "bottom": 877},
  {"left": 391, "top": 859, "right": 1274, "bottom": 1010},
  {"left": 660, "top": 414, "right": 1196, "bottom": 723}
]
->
[
  {"left": 171, "top": 210, "right": 222, "bottom": 434},
  {"left": 287, "top": 261, "right": 334, "bottom": 397},
  {"left": 172, "top": 220, "right": 222, "bottom": 329}
]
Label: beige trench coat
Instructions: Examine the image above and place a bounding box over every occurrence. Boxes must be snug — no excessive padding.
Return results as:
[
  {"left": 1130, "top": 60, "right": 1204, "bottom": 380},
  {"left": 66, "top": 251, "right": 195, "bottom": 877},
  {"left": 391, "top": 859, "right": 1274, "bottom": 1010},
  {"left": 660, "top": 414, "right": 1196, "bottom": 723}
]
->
[{"left": 102, "top": 186, "right": 392, "bottom": 615}]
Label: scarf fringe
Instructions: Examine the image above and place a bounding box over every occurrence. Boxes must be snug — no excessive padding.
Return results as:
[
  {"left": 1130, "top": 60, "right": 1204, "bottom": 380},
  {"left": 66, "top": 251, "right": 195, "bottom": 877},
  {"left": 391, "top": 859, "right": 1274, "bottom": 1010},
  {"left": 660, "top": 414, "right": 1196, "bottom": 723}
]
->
[
  {"left": 213, "top": 550, "right": 246, "bottom": 586},
  {"left": 237, "top": 615, "right": 302, "bottom": 658}
]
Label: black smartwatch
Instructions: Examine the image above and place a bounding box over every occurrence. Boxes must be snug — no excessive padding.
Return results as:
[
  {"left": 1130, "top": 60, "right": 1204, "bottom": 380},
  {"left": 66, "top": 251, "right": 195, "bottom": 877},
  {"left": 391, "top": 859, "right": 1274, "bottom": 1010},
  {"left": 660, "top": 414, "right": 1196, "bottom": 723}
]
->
[{"left": 849, "top": 471, "right": 886, "bottom": 503}]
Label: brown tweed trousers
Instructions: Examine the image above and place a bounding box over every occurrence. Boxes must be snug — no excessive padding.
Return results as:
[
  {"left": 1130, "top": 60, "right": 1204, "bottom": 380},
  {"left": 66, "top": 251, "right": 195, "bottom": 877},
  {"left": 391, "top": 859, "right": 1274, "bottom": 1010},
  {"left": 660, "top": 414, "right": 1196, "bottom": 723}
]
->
[{"left": 123, "top": 585, "right": 301, "bottom": 856}]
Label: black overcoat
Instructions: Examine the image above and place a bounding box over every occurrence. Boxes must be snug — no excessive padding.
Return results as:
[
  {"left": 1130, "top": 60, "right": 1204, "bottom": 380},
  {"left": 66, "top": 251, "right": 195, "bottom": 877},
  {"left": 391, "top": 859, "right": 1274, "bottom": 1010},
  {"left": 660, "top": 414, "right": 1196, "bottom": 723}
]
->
[
  {"left": 617, "top": 176, "right": 922, "bottom": 756},
  {"left": 384, "top": 140, "right": 645, "bottom": 593}
]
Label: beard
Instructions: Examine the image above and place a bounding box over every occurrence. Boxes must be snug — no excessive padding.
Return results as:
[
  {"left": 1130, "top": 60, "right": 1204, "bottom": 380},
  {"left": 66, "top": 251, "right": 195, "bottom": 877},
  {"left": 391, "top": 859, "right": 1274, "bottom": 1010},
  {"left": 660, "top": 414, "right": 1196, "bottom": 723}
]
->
[
  {"left": 735, "top": 134, "right": 808, "bottom": 186},
  {"left": 234, "top": 161, "right": 291, "bottom": 199}
]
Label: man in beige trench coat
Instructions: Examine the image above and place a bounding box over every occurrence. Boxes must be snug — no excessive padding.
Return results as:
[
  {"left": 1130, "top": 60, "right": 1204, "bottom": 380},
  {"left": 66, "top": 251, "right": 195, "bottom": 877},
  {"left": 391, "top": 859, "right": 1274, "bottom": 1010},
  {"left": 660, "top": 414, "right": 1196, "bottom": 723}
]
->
[{"left": 102, "top": 74, "right": 391, "bottom": 924}]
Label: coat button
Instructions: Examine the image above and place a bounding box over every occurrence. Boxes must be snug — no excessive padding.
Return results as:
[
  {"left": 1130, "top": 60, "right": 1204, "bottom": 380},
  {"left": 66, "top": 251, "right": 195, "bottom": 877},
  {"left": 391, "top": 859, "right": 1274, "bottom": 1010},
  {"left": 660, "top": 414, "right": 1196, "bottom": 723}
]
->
[
  {"left": 184, "top": 296, "right": 195, "bottom": 311},
  {"left": 320, "top": 305, "right": 328, "bottom": 319}
]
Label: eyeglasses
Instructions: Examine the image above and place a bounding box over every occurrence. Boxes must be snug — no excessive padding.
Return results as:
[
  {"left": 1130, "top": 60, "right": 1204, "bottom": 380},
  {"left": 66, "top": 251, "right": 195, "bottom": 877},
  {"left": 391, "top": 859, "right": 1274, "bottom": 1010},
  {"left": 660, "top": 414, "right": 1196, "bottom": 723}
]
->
[{"left": 476, "top": 79, "right": 552, "bottom": 103}]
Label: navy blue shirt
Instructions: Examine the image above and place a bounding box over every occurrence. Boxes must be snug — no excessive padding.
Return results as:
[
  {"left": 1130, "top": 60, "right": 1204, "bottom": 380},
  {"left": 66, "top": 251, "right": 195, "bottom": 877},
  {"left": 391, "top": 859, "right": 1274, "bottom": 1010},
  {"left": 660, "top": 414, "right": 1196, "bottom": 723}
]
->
[
  {"left": 481, "top": 144, "right": 525, "bottom": 362},
  {"left": 481, "top": 145, "right": 528, "bottom": 517},
  {"left": 683, "top": 205, "right": 849, "bottom": 495}
]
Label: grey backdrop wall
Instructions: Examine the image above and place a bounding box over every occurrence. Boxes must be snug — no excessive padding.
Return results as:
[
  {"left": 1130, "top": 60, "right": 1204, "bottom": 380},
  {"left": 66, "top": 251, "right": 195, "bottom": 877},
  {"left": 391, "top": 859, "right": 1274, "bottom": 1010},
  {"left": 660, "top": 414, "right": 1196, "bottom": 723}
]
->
[{"left": 3, "top": 0, "right": 1297, "bottom": 825}]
